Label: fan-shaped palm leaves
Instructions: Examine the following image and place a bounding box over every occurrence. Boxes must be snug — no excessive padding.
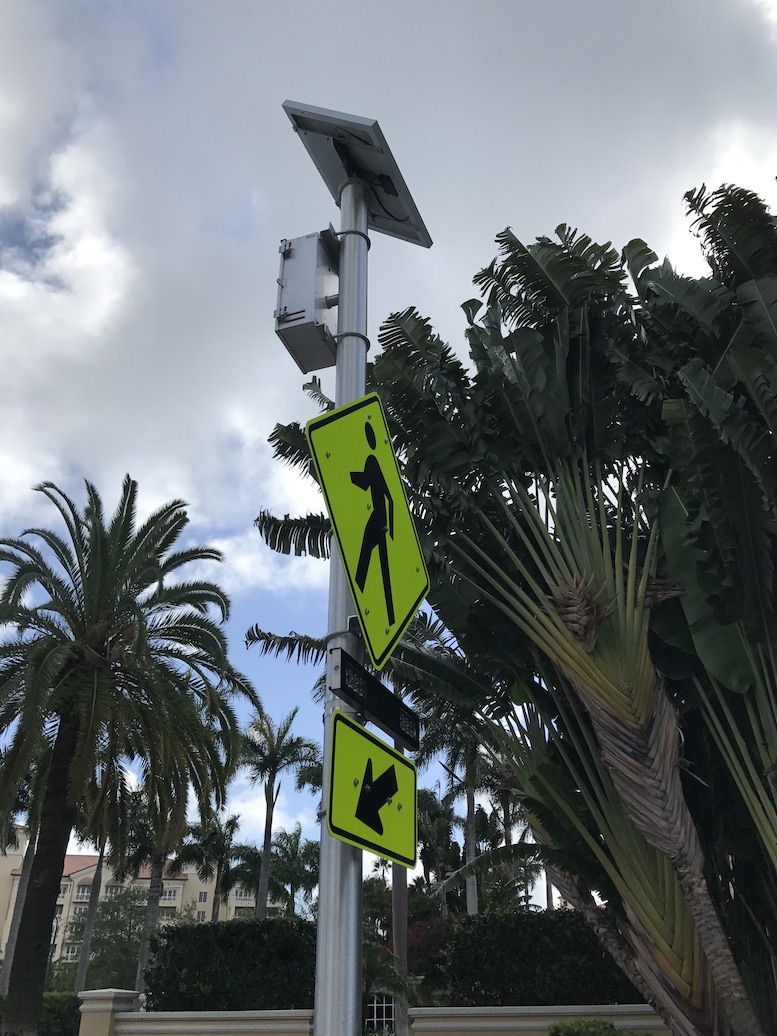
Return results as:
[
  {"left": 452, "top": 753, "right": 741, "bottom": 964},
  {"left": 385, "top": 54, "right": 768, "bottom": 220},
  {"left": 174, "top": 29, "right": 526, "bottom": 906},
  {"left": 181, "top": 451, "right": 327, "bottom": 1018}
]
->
[
  {"left": 0, "top": 475, "right": 257, "bottom": 1034},
  {"left": 239, "top": 708, "right": 319, "bottom": 920},
  {"left": 270, "top": 823, "right": 319, "bottom": 917},
  {"left": 171, "top": 812, "right": 242, "bottom": 923}
]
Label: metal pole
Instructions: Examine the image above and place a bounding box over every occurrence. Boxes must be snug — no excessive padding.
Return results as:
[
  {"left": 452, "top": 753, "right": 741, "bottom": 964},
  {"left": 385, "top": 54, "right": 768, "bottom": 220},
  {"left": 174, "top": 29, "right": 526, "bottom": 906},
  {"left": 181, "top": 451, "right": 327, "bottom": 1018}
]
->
[{"left": 313, "top": 178, "right": 369, "bottom": 1036}]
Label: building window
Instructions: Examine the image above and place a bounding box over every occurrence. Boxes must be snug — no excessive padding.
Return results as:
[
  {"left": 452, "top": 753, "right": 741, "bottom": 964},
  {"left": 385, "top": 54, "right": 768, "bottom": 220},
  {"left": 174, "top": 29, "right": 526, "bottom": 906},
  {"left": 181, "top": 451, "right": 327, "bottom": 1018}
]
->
[
  {"left": 75, "top": 885, "right": 91, "bottom": 901},
  {"left": 73, "top": 905, "right": 88, "bottom": 916},
  {"left": 196, "top": 910, "right": 206, "bottom": 922},
  {"left": 160, "top": 888, "right": 177, "bottom": 902},
  {"left": 198, "top": 890, "right": 208, "bottom": 903},
  {"left": 159, "top": 906, "right": 177, "bottom": 921},
  {"left": 366, "top": 994, "right": 395, "bottom": 1032},
  {"left": 63, "top": 944, "right": 80, "bottom": 962},
  {"left": 234, "top": 887, "right": 253, "bottom": 902},
  {"left": 58, "top": 884, "right": 67, "bottom": 898},
  {"left": 55, "top": 905, "right": 63, "bottom": 918},
  {"left": 104, "top": 885, "right": 122, "bottom": 899},
  {"left": 234, "top": 906, "right": 254, "bottom": 918}
]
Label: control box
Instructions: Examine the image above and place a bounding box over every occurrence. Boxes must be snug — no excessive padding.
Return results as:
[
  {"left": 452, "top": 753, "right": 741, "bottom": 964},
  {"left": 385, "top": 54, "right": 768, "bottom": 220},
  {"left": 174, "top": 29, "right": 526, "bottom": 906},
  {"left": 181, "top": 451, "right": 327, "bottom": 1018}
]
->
[{"left": 274, "top": 227, "right": 339, "bottom": 373}]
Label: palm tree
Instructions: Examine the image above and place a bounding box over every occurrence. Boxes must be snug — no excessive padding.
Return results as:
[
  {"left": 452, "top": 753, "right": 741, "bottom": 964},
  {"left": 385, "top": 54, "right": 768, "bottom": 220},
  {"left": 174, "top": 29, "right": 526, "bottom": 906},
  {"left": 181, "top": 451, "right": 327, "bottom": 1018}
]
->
[
  {"left": 230, "top": 843, "right": 264, "bottom": 916},
  {"left": 415, "top": 788, "right": 461, "bottom": 914},
  {"left": 73, "top": 747, "right": 135, "bottom": 995},
  {"left": 271, "top": 823, "right": 319, "bottom": 916},
  {"left": 111, "top": 784, "right": 189, "bottom": 993},
  {"left": 0, "top": 475, "right": 257, "bottom": 1035},
  {"left": 0, "top": 754, "right": 46, "bottom": 998},
  {"left": 171, "top": 812, "right": 242, "bottom": 922},
  {"left": 416, "top": 705, "right": 483, "bottom": 916},
  {"left": 238, "top": 708, "right": 319, "bottom": 921}
]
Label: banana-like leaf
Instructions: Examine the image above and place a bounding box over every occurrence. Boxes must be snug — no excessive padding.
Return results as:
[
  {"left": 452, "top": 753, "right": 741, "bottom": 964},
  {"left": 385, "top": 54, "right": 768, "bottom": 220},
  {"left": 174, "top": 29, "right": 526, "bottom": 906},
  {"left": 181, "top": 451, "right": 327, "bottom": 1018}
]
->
[
  {"left": 244, "top": 627, "right": 326, "bottom": 666},
  {"left": 684, "top": 184, "right": 777, "bottom": 284},
  {"left": 254, "top": 509, "right": 331, "bottom": 559},
  {"left": 267, "top": 421, "right": 312, "bottom": 474}
]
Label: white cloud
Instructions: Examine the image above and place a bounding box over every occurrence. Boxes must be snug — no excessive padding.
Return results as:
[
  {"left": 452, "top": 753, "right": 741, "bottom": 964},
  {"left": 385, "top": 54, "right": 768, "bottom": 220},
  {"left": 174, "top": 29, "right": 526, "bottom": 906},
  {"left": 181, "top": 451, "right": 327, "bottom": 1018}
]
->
[
  {"left": 227, "top": 773, "right": 319, "bottom": 849},
  {"left": 753, "top": 0, "right": 777, "bottom": 24},
  {"left": 655, "top": 120, "right": 777, "bottom": 277},
  {"left": 4, "top": 0, "right": 777, "bottom": 872},
  {"left": 195, "top": 527, "right": 329, "bottom": 599}
]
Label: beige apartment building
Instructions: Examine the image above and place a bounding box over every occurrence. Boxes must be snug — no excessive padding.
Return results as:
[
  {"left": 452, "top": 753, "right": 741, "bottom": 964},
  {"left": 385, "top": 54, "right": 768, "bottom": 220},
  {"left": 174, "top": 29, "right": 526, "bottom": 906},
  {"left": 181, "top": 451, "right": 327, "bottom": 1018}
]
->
[{"left": 0, "top": 835, "right": 260, "bottom": 965}]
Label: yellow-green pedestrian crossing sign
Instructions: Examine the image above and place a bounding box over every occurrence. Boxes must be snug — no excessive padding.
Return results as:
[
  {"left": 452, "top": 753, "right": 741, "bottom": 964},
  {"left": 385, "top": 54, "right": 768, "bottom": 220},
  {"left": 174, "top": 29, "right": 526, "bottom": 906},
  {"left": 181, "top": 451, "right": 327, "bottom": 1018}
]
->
[
  {"left": 328, "top": 710, "right": 417, "bottom": 867},
  {"left": 306, "top": 393, "right": 429, "bottom": 669}
]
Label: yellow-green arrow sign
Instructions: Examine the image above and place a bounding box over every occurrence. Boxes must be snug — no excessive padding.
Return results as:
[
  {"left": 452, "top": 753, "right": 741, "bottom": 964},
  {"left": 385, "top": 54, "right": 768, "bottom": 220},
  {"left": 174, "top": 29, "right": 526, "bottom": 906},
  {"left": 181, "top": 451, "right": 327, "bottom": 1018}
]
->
[
  {"left": 307, "top": 393, "right": 429, "bottom": 669},
  {"left": 328, "top": 711, "right": 417, "bottom": 868}
]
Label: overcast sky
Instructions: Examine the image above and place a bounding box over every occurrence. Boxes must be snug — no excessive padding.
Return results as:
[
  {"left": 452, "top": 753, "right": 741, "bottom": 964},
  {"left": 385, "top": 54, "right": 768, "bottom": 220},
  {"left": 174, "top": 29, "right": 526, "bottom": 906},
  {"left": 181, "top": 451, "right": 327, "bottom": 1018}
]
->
[{"left": 2, "top": 0, "right": 777, "bottom": 854}]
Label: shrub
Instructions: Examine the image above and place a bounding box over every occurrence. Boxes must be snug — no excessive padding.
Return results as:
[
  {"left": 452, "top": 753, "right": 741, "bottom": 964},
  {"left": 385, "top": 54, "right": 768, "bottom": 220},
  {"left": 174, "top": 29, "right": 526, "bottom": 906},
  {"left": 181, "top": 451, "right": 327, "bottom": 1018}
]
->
[
  {"left": 548, "top": 1022, "right": 640, "bottom": 1036},
  {"left": 445, "top": 911, "right": 643, "bottom": 1007},
  {"left": 547, "top": 1023, "right": 616, "bottom": 1036},
  {"left": 145, "top": 916, "right": 316, "bottom": 1011},
  {"left": 407, "top": 915, "right": 456, "bottom": 1003},
  {"left": 39, "top": 992, "right": 81, "bottom": 1036},
  {"left": 0, "top": 993, "right": 80, "bottom": 1036}
]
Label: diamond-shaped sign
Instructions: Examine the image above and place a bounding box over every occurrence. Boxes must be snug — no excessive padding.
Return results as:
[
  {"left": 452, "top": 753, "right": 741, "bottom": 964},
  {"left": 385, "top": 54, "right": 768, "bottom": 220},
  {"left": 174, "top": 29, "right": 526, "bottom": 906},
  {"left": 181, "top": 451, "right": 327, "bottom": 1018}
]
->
[
  {"left": 328, "top": 711, "right": 417, "bottom": 867},
  {"left": 307, "top": 393, "right": 429, "bottom": 669}
]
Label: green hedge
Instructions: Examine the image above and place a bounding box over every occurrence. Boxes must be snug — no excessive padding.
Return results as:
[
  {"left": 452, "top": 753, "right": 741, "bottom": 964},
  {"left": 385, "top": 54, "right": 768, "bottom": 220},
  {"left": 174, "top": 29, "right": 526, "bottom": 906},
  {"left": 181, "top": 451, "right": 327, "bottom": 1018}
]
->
[
  {"left": 547, "top": 1023, "right": 641, "bottom": 1036},
  {"left": 445, "top": 911, "right": 643, "bottom": 1007},
  {"left": 145, "top": 916, "right": 316, "bottom": 1011},
  {"left": 0, "top": 992, "right": 80, "bottom": 1036},
  {"left": 547, "top": 1023, "right": 619, "bottom": 1036}
]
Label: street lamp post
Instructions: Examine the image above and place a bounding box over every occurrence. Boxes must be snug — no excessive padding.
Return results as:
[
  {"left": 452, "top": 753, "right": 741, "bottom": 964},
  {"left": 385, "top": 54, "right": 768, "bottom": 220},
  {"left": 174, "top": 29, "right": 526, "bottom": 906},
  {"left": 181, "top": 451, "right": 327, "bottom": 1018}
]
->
[
  {"left": 314, "top": 176, "right": 369, "bottom": 1036},
  {"left": 276, "top": 102, "right": 431, "bottom": 1036}
]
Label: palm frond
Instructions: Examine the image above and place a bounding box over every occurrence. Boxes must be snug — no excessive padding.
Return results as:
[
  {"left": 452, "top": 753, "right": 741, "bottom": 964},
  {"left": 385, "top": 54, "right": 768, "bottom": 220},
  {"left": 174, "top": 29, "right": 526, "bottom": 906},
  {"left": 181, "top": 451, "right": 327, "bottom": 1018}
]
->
[
  {"left": 244, "top": 627, "right": 326, "bottom": 666},
  {"left": 254, "top": 510, "right": 331, "bottom": 559}
]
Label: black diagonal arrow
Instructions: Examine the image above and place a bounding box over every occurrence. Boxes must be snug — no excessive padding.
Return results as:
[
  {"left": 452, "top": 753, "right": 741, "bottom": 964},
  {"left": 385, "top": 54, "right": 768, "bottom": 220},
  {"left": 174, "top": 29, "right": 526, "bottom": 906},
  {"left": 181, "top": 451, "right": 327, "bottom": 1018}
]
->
[{"left": 355, "top": 757, "right": 399, "bottom": 835}]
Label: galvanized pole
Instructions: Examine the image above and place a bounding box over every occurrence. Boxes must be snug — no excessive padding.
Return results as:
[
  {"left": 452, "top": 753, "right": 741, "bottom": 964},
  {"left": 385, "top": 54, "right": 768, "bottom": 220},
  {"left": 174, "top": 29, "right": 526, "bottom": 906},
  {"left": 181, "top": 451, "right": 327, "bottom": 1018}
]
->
[{"left": 313, "top": 177, "right": 369, "bottom": 1036}]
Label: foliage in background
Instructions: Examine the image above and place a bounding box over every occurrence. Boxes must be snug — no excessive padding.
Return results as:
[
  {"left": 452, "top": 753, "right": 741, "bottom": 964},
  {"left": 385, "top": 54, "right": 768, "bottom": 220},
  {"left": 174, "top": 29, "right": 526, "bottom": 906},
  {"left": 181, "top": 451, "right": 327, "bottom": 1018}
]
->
[
  {"left": 0, "top": 994, "right": 79, "bottom": 1036},
  {"left": 67, "top": 886, "right": 146, "bottom": 990},
  {"left": 547, "top": 1022, "right": 620, "bottom": 1036},
  {"left": 145, "top": 916, "right": 316, "bottom": 1011},
  {"left": 546, "top": 1022, "right": 642, "bottom": 1036},
  {"left": 238, "top": 708, "right": 319, "bottom": 920},
  {"left": 407, "top": 916, "right": 456, "bottom": 1005},
  {"left": 445, "top": 911, "right": 642, "bottom": 1008}
]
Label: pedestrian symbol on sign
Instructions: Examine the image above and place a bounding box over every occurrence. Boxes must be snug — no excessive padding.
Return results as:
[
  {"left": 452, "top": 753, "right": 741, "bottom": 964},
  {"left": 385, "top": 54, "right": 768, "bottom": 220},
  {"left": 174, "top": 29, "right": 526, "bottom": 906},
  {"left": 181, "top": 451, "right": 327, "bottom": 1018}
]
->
[
  {"left": 306, "top": 393, "right": 429, "bottom": 670},
  {"left": 351, "top": 421, "right": 395, "bottom": 626}
]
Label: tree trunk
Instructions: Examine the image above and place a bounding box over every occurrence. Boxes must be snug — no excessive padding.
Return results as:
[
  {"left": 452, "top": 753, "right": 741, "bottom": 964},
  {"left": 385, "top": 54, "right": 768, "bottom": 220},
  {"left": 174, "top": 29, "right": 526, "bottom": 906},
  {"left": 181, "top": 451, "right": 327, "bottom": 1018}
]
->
[
  {"left": 135, "top": 852, "right": 164, "bottom": 993},
  {"left": 545, "top": 870, "right": 554, "bottom": 910},
  {"left": 210, "top": 863, "right": 221, "bottom": 923},
  {"left": 2, "top": 714, "right": 79, "bottom": 1036},
  {"left": 75, "top": 842, "right": 104, "bottom": 993},
  {"left": 0, "top": 832, "right": 36, "bottom": 998},
  {"left": 545, "top": 863, "right": 714, "bottom": 1036},
  {"left": 256, "top": 780, "right": 277, "bottom": 921},
  {"left": 391, "top": 862, "right": 409, "bottom": 1036},
  {"left": 577, "top": 679, "right": 764, "bottom": 1036},
  {"left": 464, "top": 780, "right": 478, "bottom": 916}
]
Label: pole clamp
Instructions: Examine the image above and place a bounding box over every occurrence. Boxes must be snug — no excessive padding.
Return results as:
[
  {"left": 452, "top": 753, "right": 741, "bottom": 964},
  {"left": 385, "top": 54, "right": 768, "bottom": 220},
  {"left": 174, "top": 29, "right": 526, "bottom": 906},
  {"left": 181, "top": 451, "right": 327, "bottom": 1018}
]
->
[
  {"left": 336, "top": 228, "right": 371, "bottom": 250},
  {"left": 332, "top": 332, "right": 370, "bottom": 350}
]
